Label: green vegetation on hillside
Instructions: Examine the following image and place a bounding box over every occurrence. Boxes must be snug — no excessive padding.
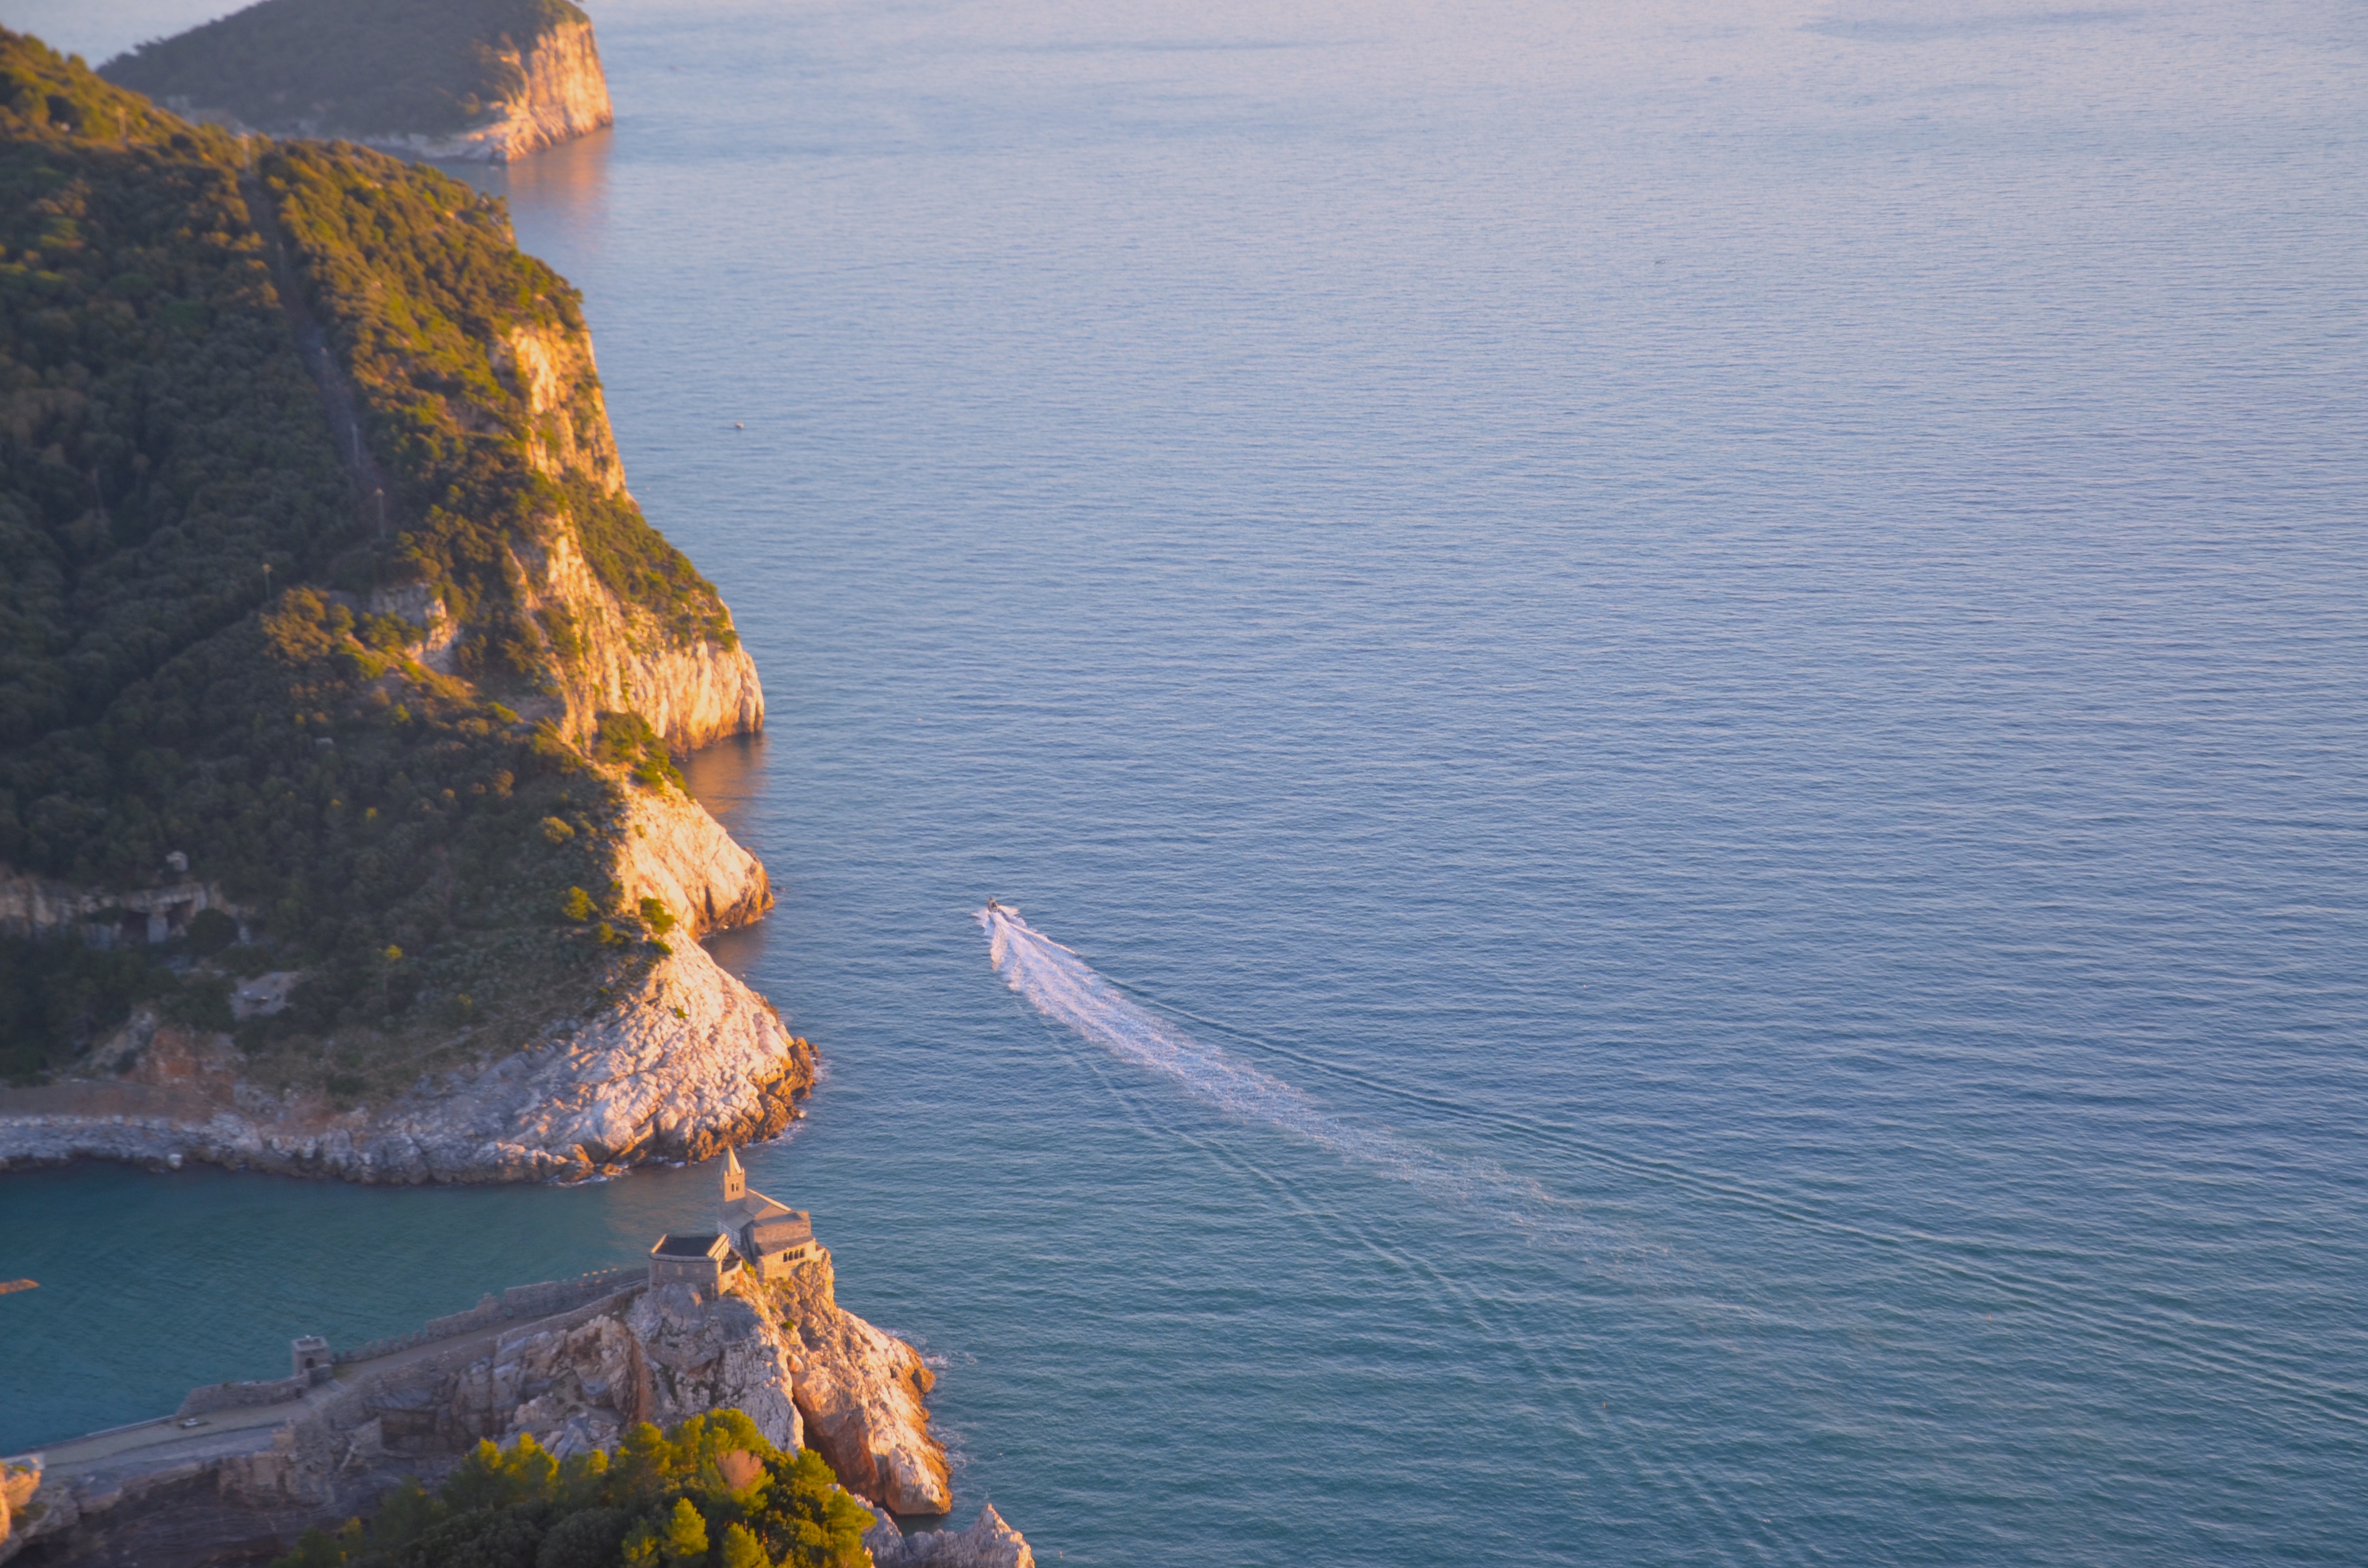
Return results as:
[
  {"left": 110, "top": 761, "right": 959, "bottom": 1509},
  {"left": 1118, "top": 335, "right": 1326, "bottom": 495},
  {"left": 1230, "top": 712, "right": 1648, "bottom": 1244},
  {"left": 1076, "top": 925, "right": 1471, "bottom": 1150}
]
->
[
  {"left": 0, "top": 38, "right": 338, "bottom": 756},
  {"left": 276, "top": 1410, "right": 876, "bottom": 1568},
  {"left": 0, "top": 34, "right": 712, "bottom": 1086},
  {"left": 259, "top": 136, "right": 735, "bottom": 655},
  {"left": 101, "top": 0, "right": 590, "bottom": 139}
]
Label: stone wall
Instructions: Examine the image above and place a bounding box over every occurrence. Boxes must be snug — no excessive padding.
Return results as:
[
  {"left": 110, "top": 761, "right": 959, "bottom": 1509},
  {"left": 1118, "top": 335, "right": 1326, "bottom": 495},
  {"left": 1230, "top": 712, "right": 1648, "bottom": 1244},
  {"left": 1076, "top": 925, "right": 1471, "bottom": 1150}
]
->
[
  {"left": 333, "top": 1270, "right": 641, "bottom": 1364},
  {"left": 174, "top": 1376, "right": 308, "bottom": 1420}
]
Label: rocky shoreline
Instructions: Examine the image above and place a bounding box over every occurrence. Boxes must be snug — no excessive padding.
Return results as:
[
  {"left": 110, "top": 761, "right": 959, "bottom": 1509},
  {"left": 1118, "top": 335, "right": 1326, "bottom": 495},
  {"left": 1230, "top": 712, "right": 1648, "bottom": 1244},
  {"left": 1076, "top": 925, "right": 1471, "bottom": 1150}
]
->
[
  {"left": 0, "top": 768, "right": 811, "bottom": 1186},
  {"left": 0, "top": 1245, "right": 1017, "bottom": 1567},
  {"left": 0, "top": 941, "right": 813, "bottom": 1185}
]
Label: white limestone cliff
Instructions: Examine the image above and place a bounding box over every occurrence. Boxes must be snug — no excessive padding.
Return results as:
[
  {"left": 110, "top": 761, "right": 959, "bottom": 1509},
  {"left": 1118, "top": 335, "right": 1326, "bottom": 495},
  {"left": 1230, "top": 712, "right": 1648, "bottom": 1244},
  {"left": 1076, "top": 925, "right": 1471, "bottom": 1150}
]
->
[
  {"left": 499, "top": 316, "right": 766, "bottom": 752},
  {"left": 370, "top": 318, "right": 767, "bottom": 756},
  {"left": 615, "top": 786, "right": 773, "bottom": 936},
  {"left": 364, "top": 19, "right": 613, "bottom": 163},
  {"left": 0, "top": 940, "right": 813, "bottom": 1183}
]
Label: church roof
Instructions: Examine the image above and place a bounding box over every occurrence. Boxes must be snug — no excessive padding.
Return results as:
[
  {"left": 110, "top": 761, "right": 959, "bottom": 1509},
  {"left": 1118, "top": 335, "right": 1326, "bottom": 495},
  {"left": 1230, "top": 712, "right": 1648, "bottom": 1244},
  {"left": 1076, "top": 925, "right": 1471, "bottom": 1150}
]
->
[
  {"left": 652, "top": 1232, "right": 730, "bottom": 1258},
  {"left": 720, "top": 1191, "right": 792, "bottom": 1228},
  {"left": 748, "top": 1211, "right": 814, "bottom": 1246}
]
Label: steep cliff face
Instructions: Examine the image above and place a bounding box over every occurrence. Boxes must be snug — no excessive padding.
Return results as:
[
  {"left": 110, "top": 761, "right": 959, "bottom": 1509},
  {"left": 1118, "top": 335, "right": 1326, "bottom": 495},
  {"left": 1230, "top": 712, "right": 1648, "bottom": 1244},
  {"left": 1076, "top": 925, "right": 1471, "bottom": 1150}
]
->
[
  {"left": 410, "top": 17, "right": 612, "bottom": 162},
  {"left": 521, "top": 524, "right": 768, "bottom": 751},
  {"left": 616, "top": 788, "right": 774, "bottom": 937},
  {"left": 308, "top": 197, "right": 764, "bottom": 757},
  {"left": 340, "top": 318, "right": 762, "bottom": 762},
  {"left": 765, "top": 1253, "right": 954, "bottom": 1516},
  {"left": 498, "top": 318, "right": 764, "bottom": 750}
]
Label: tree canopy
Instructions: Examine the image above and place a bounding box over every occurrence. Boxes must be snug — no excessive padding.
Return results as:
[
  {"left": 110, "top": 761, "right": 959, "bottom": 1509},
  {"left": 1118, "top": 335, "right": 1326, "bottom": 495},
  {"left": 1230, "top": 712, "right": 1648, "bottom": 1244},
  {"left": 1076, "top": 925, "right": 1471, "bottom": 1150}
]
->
[{"left": 276, "top": 1410, "right": 878, "bottom": 1568}]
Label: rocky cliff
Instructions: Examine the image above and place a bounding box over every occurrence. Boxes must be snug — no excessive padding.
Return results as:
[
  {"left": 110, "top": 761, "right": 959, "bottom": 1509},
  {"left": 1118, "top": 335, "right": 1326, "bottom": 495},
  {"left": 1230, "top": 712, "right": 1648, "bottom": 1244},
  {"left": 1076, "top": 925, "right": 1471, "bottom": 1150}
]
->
[
  {"left": 99, "top": 0, "right": 614, "bottom": 162},
  {"left": 0, "top": 1266, "right": 1012, "bottom": 1568},
  {"left": 2, "top": 1279, "right": 792, "bottom": 1566},
  {"left": 766, "top": 1253, "right": 954, "bottom": 1516},
  {"left": 0, "top": 47, "right": 791, "bottom": 1173},
  {"left": 0, "top": 940, "right": 811, "bottom": 1183},
  {"left": 492, "top": 317, "right": 767, "bottom": 752},
  {"left": 866, "top": 1506, "right": 1037, "bottom": 1568},
  {"left": 616, "top": 788, "right": 775, "bottom": 937},
  {"left": 460, "top": 1281, "right": 804, "bottom": 1458},
  {"left": 404, "top": 15, "right": 611, "bottom": 163}
]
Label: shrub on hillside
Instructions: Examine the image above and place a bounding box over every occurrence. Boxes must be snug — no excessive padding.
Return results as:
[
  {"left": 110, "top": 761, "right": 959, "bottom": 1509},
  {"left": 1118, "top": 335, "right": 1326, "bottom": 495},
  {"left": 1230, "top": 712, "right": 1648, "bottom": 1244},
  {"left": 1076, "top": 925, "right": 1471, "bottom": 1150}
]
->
[{"left": 273, "top": 1410, "right": 876, "bottom": 1568}]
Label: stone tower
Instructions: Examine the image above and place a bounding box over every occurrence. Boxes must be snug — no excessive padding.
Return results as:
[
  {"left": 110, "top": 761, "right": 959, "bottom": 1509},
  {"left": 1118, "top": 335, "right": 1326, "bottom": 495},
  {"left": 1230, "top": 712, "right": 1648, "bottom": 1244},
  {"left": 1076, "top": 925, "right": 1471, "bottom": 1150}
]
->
[{"left": 722, "top": 1144, "right": 746, "bottom": 1204}]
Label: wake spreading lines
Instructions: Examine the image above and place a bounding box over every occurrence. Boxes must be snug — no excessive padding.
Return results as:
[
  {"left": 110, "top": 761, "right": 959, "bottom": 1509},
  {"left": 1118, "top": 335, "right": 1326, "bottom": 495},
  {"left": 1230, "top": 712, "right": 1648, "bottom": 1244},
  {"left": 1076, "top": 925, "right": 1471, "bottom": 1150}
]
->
[{"left": 978, "top": 902, "right": 1579, "bottom": 1237}]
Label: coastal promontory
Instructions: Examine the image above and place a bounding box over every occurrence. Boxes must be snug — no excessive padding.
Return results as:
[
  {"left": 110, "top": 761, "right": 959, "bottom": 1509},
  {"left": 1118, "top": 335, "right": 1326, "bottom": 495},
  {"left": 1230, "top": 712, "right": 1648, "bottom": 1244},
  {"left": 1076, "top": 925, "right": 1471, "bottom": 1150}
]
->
[
  {"left": 0, "top": 32, "right": 795, "bottom": 1180},
  {"left": 99, "top": 0, "right": 613, "bottom": 162}
]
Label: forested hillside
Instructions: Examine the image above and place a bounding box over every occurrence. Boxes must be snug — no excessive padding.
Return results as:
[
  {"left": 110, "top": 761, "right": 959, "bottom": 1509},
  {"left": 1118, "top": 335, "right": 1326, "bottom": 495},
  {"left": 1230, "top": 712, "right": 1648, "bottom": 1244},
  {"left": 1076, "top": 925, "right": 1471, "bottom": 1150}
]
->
[{"left": 0, "top": 31, "right": 740, "bottom": 1087}]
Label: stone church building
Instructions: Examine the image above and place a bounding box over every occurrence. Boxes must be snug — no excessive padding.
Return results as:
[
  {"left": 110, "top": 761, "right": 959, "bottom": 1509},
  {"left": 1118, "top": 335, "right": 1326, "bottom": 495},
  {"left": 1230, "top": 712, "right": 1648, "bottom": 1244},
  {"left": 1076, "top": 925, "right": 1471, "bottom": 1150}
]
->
[{"left": 716, "top": 1146, "right": 826, "bottom": 1280}]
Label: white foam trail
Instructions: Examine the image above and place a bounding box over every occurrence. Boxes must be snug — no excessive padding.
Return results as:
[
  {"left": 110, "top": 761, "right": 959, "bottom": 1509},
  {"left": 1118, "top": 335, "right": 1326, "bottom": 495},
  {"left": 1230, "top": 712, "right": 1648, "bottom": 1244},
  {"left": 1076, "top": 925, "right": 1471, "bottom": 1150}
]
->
[{"left": 978, "top": 903, "right": 1576, "bottom": 1234}]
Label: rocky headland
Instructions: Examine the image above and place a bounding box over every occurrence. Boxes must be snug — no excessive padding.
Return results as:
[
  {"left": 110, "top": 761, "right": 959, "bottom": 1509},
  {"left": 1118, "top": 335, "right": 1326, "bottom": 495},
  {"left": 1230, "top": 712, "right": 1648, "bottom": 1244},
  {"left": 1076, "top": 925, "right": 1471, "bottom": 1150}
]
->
[
  {"left": 0, "top": 940, "right": 811, "bottom": 1183},
  {"left": 99, "top": 0, "right": 613, "bottom": 162},
  {"left": 0, "top": 1244, "right": 1006, "bottom": 1567},
  {"left": 0, "top": 37, "right": 802, "bottom": 1178}
]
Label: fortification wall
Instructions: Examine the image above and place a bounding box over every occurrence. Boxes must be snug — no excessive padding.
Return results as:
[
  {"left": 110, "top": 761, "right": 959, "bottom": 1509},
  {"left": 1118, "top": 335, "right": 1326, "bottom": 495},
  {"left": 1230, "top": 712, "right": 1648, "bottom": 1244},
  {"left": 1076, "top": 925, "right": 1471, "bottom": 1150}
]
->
[
  {"left": 156, "top": 1270, "right": 642, "bottom": 1425},
  {"left": 333, "top": 1269, "right": 641, "bottom": 1364},
  {"left": 175, "top": 1375, "right": 310, "bottom": 1419}
]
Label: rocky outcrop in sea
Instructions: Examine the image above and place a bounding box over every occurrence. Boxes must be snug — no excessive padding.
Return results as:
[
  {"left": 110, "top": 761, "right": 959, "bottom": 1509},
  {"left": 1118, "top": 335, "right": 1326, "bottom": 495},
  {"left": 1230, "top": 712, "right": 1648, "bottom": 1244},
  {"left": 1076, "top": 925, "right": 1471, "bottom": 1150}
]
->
[
  {"left": 1, "top": 1261, "right": 1002, "bottom": 1567},
  {"left": 0, "top": 940, "right": 811, "bottom": 1183},
  {"left": 765, "top": 1252, "right": 954, "bottom": 1516},
  {"left": 866, "top": 1505, "right": 1037, "bottom": 1568}
]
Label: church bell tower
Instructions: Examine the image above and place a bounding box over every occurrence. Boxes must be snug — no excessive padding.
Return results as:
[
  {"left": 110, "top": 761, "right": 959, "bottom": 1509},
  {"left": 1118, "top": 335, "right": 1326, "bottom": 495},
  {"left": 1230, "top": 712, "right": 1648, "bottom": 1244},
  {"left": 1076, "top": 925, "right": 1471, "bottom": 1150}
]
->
[{"left": 722, "top": 1144, "right": 746, "bottom": 1203}]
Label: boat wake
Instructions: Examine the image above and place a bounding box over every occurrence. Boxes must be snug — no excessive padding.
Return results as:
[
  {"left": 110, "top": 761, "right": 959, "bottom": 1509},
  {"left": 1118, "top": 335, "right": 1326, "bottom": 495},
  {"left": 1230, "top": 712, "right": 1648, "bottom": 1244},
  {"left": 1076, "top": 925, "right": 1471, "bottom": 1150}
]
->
[{"left": 977, "top": 902, "right": 1578, "bottom": 1237}]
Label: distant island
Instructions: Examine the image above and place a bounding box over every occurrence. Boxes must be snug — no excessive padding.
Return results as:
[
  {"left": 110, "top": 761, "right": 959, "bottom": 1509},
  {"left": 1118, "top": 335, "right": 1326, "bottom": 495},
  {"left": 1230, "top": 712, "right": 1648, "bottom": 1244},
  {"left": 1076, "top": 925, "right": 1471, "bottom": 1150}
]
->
[
  {"left": 98, "top": 0, "right": 612, "bottom": 162},
  {"left": 0, "top": 30, "right": 798, "bottom": 1181}
]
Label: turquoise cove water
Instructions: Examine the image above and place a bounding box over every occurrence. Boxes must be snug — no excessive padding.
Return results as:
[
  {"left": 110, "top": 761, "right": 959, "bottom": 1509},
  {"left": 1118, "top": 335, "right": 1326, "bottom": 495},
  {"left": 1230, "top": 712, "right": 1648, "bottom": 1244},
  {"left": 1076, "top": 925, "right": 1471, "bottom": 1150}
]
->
[{"left": 4, "top": 1, "right": 2366, "bottom": 1562}]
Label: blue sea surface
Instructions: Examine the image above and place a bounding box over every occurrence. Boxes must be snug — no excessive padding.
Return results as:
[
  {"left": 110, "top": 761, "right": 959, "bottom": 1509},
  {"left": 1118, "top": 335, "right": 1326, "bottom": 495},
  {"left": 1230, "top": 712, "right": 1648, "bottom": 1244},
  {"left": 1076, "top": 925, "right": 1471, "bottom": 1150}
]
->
[{"left": 3, "top": 0, "right": 2366, "bottom": 1561}]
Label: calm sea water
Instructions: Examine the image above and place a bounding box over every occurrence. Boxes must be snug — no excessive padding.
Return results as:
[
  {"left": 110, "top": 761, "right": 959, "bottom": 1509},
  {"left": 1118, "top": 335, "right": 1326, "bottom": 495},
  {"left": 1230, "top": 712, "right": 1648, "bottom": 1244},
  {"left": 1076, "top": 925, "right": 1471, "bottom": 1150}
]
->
[{"left": 6, "top": 1, "right": 2367, "bottom": 1561}]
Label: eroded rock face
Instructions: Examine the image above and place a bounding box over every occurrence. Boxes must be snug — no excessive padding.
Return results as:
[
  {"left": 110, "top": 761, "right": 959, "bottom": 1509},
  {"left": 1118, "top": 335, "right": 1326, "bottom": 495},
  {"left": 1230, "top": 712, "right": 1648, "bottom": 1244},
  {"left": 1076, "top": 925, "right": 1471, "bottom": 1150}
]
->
[
  {"left": 0, "top": 941, "right": 814, "bottom": 1183},
  {"left": 457, "top": 1282, "right": 802, "bottom": 1459},
  {"left": 429, "top": 943, "right": 810, "bottom": 1176},
  {"left": 360, "top": 18, "right": 614, "bottom": 162},
  {"left": 494, "top": 319, "right": 767, "bottom": 755},
  {"left": 622, "top": 1284, "right": 803, "bottom": 1453},
  {"left": 765, "top": 1255, "right": 952, "bottom": 1515},
  {"left": 0, "top": 867, "right": 238, "bottom": 943},
  {"left": 2, "top": 1276, "right": 815, "bottom": 1568},
  {"left": 865, "top": 1505, "right": 1036, "bottom": 1568},
  {"left": 616, "top": 789, "right": 773, "bottom": 938}
]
